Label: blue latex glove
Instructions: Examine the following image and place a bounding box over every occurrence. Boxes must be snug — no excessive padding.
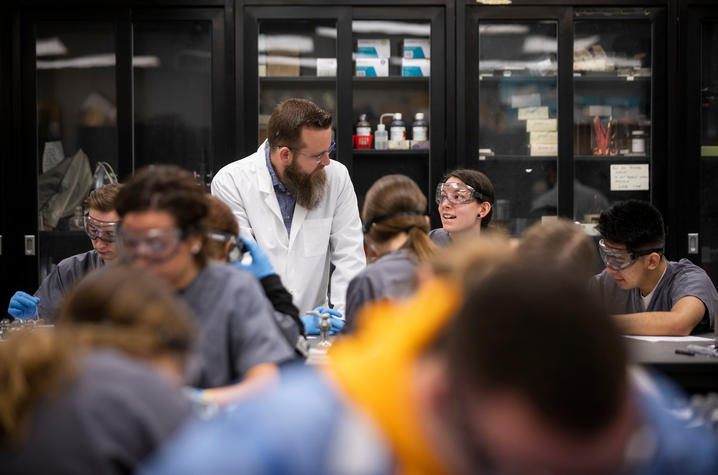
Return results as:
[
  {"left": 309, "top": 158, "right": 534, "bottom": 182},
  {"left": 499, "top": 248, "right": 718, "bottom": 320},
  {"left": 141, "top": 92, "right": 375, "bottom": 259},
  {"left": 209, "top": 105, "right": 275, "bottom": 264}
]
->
[
  {"left": 301, "top": 306, "right": 344, "bottom": 336},
  {"left": 231, "top": 237, "right": 275, "bottom": 280},
  {"left": 8, "top": 291, "right": 40, "bottom": 320}
]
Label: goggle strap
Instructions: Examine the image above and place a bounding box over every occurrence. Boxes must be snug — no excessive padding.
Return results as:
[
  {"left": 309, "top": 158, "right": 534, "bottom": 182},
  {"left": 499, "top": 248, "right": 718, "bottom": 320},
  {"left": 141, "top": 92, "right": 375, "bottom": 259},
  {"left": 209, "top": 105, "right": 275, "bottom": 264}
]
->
[{"left": 363, "top": 210, "right": 426, "bottom": 234}]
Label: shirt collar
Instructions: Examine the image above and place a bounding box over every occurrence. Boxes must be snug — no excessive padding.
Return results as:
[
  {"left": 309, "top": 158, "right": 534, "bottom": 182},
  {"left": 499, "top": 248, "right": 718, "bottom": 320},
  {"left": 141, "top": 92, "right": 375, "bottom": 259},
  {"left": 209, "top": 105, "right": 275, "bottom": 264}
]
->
[{"left": 265, "top": 144, "right": 288, "bottom": 192}]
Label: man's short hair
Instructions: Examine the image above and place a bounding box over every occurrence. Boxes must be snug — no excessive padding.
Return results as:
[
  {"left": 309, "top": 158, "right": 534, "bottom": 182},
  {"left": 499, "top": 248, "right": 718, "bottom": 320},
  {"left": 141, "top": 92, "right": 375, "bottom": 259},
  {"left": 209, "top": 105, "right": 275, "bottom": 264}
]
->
[
  {"left": 596, "top": 200, "right": 665, "bottom": 250},
  {"left": 84, "top": 184, "right": 123, "bottom": 213},
  {"left": 267, "top": 98, "right": 332, "bottom": 150},
  {"left": 446, "top": 261, "right": 627, "bottom": 439}
]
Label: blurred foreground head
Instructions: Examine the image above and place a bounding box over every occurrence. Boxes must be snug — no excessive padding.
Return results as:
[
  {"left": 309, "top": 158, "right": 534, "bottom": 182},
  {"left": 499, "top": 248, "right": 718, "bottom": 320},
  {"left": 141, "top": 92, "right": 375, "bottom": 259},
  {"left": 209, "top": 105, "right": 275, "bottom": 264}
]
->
[{"left": 441, "top": 259, "right": 630, "bottom": 474}]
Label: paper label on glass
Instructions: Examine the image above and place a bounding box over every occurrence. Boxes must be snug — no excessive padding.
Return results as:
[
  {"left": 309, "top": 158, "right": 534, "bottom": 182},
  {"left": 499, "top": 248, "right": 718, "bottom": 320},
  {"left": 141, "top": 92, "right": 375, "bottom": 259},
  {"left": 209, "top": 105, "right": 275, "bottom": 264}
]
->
[
  {"left": 518, "top": 106, "right": 549, "bottom": 120},
  {"left": 530, "top": 132, "right": 557, "bottom": 144},
  {"left": 526, "top": 119, "right": 557, "bottom": 132},
  {"left": 530, "top": 143, "right": 557, "bottom": 156},
  {"left": 510, "top": 93, "right": 541, "bottom": 109},
  {"left": 610, "top": 164, "right": 649, "bottom": 191}
]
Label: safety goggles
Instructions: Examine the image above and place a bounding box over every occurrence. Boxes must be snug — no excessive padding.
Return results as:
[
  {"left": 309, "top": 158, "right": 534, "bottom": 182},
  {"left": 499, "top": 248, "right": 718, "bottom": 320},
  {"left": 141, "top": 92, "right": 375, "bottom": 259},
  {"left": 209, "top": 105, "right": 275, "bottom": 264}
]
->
[
  {"left": 598, "top": 239, "right": 664, "bottom": 271},
  {"left": 207, "top": 230, "right": 246, "bottom": 263},
  {"left": 84, "top": 215, "right": 119, "bottom": 243},
  {"left": 117, "top": 227, "right": 187, "bottom": 264},
  {"left": 435, "top": 182, "right": 486, "bottom": 205}
]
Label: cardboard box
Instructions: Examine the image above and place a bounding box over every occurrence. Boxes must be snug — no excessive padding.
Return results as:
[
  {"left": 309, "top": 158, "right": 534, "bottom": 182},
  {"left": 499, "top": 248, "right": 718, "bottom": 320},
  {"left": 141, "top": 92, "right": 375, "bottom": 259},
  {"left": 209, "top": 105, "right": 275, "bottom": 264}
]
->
[
  {"left": 266, "top": 50, "right": 300, "bottom": 77},
  {"left": 518, "top": 106, "right": 549, "bottom": 121},
  {"left": 530, "top": 132, "right": 558, "bottom": 144},
  {"left": 526, "top": 118, "right": 557, "bottom": 132},
  {"left": 530, "top": 143, "right": 558, "bottom": 156},
  {"left": 357, "top": 39, "right": 390, "bottom": 58},
  {"left": 356, "top": 58, "right": 389, "bottom": 77},
  {"left": 316, "top": 58, "right": 336, "bottom": 77},
  {"left": 402, "top": 58, "right": 430, "bottom": 77},
  {"left": 403, "top": 39, "right": 430, "bottom": 59}
]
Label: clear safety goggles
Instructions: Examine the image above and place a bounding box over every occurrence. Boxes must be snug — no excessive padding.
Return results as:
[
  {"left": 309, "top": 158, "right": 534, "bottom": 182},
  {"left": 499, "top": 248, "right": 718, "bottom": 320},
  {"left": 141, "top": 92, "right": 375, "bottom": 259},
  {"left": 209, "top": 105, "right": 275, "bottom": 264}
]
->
[
  {"left": 598, "top": 239, "right": 664, "bottom": 271},
  {"left": 117, "top": 226, "right": 187, "bottom": 264},
  {"left": 84, "top": 215, "right": 120, "bottom": 243},
  {"left": 435, "top": 182, "right": 486, "bottom": 205},
  {"left": 207, "top": 230, "right": 245, "bottom": 263}
]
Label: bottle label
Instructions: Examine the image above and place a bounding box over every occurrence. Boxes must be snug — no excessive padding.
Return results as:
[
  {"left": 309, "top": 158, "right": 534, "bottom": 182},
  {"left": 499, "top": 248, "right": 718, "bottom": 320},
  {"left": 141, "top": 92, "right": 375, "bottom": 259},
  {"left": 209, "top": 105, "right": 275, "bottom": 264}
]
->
[
  {"left": 412, "top": 126, "right": 427, "bottom": 141},
  {"left": 390, "top": 126, "right": 406, "bottom": 141},
  {"left": 356, "top": 127, "right": 372, "bottom": 136}
]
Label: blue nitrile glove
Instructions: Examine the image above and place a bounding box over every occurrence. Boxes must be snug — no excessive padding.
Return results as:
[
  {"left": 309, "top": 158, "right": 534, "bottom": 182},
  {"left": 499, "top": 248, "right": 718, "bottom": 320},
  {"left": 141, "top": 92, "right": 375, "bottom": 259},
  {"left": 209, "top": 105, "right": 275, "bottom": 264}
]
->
[
  {"left": 8, "top": 291, "right": 40, "bottom": 320},
  {"left": 301, "top": 306, "right": 345, "bottom": 336},
  {"left": 231, "top": 236, "right": 275, "bottom": 280}
]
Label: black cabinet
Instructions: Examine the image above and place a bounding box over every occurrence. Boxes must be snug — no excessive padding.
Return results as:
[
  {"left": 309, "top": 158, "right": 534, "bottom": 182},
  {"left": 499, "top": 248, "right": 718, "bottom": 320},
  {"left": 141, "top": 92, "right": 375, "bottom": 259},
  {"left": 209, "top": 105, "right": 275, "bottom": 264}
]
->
[
  {"left": 238, "top": 2, "right": 451, "bottom": 216},
  {"left": 460, "top": 2, "right": 666, "bottom": 236},
  {"left": 3, "top": 3, "right": 232, "bottom": 298}
]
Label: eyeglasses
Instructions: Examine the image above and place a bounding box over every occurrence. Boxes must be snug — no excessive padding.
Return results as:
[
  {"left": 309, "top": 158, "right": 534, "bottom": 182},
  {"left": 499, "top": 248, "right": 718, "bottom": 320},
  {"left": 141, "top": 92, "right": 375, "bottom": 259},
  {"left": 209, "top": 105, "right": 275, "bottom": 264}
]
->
[
  {"left": 84, "top": 215, "right": 119, "bottom": 243},
  {"left": 435, "top": 182, "right": 486, "bottom": 205},
  {"left": 117, "top": 227, "right": 187, "bottom": 264},
  {"left": 287, "top": 140, "right": 336, "bottom": 163},
  {"left": 598, "top": 239, "right": 664, "bottom": 271}
]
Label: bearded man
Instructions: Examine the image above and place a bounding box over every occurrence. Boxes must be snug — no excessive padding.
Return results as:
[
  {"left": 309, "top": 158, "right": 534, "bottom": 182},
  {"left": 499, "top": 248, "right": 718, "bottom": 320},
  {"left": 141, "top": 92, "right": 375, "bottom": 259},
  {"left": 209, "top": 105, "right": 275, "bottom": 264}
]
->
[{"left": 212, "top": 99, "right": 365, "bottom": 326}]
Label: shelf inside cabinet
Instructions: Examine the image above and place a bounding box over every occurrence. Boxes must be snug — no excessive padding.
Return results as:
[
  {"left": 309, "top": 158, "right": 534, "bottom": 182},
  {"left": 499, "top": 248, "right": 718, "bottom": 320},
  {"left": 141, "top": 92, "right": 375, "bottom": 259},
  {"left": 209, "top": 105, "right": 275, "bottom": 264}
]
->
[
  {"left": 478, "top": 155, "right": 556, "bottom": 161},
  {"left": 574, "top": 155, "right": 649, "bottom": 162},
  {"left": 353, "top": 149, "right": 430, "bottom": 156},
  {"left": 479, "top": 74, "right": 557, "bottom": 83},
  {"left": 353, "top": 76, "right": 429, "bottom": 84},
  {"left": 259, "top": 76, "right": 336, "bottom": 84}
]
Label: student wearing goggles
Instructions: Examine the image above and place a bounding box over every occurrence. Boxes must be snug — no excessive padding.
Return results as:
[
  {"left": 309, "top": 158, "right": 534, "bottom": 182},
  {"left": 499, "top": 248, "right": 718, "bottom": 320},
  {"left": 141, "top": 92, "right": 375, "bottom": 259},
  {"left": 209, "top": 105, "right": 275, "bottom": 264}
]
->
[
  {"left": 590, "top": 200, "right": 718, "bottom": 336},
  {"left": 115, "top": 165, "right": 295, "bottom": 405},
  {"left": 7, "top": 184, "right": 123, "bottom": 321},
  {"left": 429, "top": 169, "right": 495, "bottom": 245}
]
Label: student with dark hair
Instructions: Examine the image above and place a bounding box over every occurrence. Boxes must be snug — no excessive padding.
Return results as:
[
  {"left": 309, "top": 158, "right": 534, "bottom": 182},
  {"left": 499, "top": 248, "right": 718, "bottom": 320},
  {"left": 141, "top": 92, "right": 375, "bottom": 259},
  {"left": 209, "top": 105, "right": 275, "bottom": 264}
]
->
[
  {"left": 212, "top": 98, "right": 365, "bottom": 322},
  {"left": 0, "top": 266, "right": 193, "bottom": 474},
  {"left": 204, "top": 195, "right": 304, "bottom": 350},
  {"left": 591, "top": 199, "right": 718, "bottom": 336},
  {"left": 430, "top": 169, "right": 495, "bottom": 245},
  {"left": 7, "top": 183, "right": 123, "bottom": 320},
  {"left": 141, "top": 248, "right": 718, "bottom": 475},
  {"left": 115, "top": 165, "right": 295, "bottom": 402},
  {"left": 344, "top": 174, "right": 437, "bottom": 331}
]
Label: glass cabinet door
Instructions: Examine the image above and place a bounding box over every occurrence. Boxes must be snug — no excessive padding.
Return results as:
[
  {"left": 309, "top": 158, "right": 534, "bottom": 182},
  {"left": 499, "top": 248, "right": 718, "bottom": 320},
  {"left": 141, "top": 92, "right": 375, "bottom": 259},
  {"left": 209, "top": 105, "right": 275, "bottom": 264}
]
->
[
  {"left": 133, "top": 20, "right": 213, "bottom": 178},
  {"left": 477, "top": 20, "right": 558, "bottom": 234},
  {"left": 699, "top": 20, "right": 718, "bottom": 282},
  {"left": 257, "top": 20, "right": 337, "bottom": 145},
  {"left": 351, "top": 18, "right": 432, "bottom": 201},
  {"left": 35, "top": 22, "right": 117, "bottom": 281},
  {"left": 573, "top": 9, "right": 654, "bottom": 224}
]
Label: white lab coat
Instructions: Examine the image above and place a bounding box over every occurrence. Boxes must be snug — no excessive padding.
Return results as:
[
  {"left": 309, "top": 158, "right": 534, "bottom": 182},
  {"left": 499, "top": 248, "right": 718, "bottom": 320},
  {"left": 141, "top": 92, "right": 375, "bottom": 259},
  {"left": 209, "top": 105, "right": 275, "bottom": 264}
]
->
[{"left": 211, "top": 141, "right": 366, "bottom": 315}]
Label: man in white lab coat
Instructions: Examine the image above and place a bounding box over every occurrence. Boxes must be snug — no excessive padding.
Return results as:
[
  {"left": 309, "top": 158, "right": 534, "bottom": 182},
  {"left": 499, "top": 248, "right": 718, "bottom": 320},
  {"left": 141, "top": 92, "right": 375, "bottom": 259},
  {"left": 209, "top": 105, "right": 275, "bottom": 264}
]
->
[{"left": 212, "top": 98, "right": 365, "bottom": 326}]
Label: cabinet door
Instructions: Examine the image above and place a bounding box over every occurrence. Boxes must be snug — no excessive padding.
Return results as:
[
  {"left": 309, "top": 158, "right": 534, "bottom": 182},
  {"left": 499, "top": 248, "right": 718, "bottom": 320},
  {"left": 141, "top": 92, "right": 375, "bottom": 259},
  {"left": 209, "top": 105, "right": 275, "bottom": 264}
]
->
[
  {"left": 682, "top": 7, "right": 718, "bottom": 285},
  {"left": 243, "top": 6, "right": 350, "bottom": 161},
  {"left": 33, "top": 20, "right": 119, "bottom": 284},
  {"left": 468, "top": 7, "right": 566, "bottom": 235},
  {"left": 131, "top": 8, "right": 227, "bottom": 187},
  {"left": 572, "top": 7, "right": 665, "bottom": 224},
  {"left": 350, "top": 7, "right": 445, "bottom": 209}
]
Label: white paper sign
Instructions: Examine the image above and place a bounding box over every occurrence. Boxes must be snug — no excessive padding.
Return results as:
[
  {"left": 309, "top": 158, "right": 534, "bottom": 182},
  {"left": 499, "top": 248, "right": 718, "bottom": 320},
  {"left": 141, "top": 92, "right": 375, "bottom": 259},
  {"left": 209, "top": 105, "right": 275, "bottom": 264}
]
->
[{"left": 610, "top": 164, "right": 649, "bottom": 191}]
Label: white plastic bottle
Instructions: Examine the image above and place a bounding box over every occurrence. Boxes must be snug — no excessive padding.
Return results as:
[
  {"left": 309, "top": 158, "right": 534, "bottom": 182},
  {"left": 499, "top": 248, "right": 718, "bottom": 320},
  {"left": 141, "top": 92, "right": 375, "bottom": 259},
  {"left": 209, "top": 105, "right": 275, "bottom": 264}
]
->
[
  {"left": 412, "top": 112, "right": 428, "bottom": 141},
  {"left": 375, "top": 123, "right": 388, "bottom": 150}
]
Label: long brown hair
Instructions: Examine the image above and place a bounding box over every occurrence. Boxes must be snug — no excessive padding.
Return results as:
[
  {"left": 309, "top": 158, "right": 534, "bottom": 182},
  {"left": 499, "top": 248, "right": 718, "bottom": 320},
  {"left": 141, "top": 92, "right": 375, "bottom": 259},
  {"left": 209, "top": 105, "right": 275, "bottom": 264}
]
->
[
  {"left": 0, "top": 266, "right": 195, "bottom": 443},
  {"left": 362, "top": 174, "right": 437, "bottom": 262}
]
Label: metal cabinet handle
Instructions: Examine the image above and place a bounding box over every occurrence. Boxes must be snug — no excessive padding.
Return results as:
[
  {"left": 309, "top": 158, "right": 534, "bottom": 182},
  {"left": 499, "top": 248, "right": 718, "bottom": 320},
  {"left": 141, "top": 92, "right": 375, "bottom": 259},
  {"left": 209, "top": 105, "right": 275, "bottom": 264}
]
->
[{"left": 24, "top": 235, "right": 36, "bottom": 256}]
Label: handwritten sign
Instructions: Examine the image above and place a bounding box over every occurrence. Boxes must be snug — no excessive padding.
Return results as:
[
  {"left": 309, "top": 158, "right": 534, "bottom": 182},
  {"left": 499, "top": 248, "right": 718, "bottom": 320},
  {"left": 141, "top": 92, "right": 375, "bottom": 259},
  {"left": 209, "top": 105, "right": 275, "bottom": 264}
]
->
[{"left": 610, "top": 164, "right": 649, "bottom": 191}]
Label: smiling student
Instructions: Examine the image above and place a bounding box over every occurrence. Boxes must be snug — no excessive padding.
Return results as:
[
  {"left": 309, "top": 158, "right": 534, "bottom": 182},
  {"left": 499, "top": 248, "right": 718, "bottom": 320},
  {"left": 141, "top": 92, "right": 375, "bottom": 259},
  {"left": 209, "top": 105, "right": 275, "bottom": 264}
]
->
[
  {"left": 590, "top": 200, "right": 718, "bottom": 336},
  {"left": 429, "top": 169, "right": 495, "bottom": 246}
]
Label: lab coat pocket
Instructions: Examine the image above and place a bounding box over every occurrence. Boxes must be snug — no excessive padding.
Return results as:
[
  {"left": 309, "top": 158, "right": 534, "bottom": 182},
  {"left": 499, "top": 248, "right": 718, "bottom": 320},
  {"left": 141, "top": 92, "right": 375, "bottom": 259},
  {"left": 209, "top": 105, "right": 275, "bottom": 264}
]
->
[{"left": 302, "top": 218, "right": 332, "bottom": 257}]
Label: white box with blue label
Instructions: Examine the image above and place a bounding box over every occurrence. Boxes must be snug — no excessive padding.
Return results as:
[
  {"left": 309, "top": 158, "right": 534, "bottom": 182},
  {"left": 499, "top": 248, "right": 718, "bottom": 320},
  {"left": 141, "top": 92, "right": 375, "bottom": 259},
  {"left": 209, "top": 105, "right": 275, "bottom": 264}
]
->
[
  {"left": 356, "top": 58, "right": 389, "bottom": 77},
  {"left": 357, "top": 39, "right": 391, "bottom": 58},
  {"left": 403, "top": 39, "right": 430, "bottom": 59},
  {"left": 402, "top": 58, "right": 430, "bottom": 77}
]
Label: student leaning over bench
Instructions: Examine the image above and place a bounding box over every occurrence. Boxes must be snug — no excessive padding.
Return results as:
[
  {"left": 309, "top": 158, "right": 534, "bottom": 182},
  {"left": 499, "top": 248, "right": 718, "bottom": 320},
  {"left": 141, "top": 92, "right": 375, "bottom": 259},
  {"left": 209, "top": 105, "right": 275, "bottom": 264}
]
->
[{"left": 590, "top": 200, "right": 718, "bottom": 336}]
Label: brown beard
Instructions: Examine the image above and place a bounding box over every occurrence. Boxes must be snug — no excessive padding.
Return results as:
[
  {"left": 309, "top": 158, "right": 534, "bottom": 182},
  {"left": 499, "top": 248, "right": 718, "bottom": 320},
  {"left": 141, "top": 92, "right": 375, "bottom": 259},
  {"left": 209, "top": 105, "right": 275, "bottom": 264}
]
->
[{"left": 282, "top": 158, "right": 328, "bottom": 210}]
